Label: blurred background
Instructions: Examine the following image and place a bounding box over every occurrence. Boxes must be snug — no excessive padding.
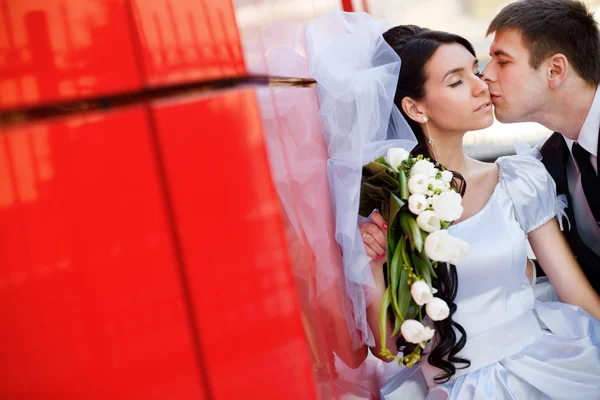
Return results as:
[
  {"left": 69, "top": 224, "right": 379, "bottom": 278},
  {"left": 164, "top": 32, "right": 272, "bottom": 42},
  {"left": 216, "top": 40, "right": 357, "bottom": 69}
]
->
[{"left": 1, "top": 1, "right": 599, "bottom": 399}]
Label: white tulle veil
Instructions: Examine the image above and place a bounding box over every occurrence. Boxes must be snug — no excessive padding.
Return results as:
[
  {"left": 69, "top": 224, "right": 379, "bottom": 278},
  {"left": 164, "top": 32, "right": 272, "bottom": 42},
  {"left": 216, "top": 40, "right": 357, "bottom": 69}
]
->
[
  {"left": 305, "top": 11, "right": 418, "bottom": 346},
  {"left": 255, "top": 9, "right": 418, "bottom": 352}
]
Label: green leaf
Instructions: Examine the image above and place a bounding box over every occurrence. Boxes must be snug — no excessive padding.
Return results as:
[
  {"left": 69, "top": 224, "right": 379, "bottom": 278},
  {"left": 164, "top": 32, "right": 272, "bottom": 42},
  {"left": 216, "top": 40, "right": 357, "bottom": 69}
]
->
[
  {"left": 405, "top": 301, "right": 419, "bottom": 320},
  {"left": 398, "top": 170, "right": 409, "bottom": 200},
  {"left": 359, "top": 194, "right": 377, "bottom": 218},
  {"left": 380, "top": 203, "right": 389, "bottom": 222},
  {"left": 396, "top": 244, "right": 411, "bottom": 319},
  {"left": 361, "top": 182, "right": 387, "bottom": 202},
  {"left": 430, "top": 261, "right": 439, "bottom": 278},
  {"left": 380, "top": 287, "right": 392, "bottom": 354},
  {"left": 397, "top": 271, "right": 411, "bottom": 320},
  {"left": 363, "top": 161, "right": 389, "bottom": 177},
  {"left": 400, "top": 235, "right": 412, "bottom": 274},
  {"left": 366, "top": 170, "right": 399, "bottom": 191},
  {"left": 387, "top": 219, "right": 398, "bottom": 258},
  {"left": 399, "top": 212, "right": 424, "bottom": 253},
  {"left": 389, "top": 237, "right": 404, "bottom": 319},
  {"left": 411, "top": 252, "right": 431, "bottom": 286},
  {"left": 392, "top": 313, "right": 401, "bottom": 336},
  {"left": 417, "top": 251, "right": 437, "bottom": 279},
  {"left": 388, "top": 193, "right": 405, "bottom": 229},
  {"left": 359, "top": 180, "right": 389, "bottom": 217}
]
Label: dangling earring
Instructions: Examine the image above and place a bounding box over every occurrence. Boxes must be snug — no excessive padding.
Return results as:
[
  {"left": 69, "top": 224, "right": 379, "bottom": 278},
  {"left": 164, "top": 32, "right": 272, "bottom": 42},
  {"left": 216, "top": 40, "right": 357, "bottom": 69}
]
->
[{"left": 423, "top": 115, "right": 438, "bottom": 162}]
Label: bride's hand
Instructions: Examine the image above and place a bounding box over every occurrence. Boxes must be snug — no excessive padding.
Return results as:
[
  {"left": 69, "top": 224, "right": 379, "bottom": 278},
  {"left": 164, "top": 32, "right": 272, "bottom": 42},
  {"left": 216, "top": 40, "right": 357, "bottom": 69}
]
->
[{"left": 360, "top": 211, "right": 388, "bottom": 279}]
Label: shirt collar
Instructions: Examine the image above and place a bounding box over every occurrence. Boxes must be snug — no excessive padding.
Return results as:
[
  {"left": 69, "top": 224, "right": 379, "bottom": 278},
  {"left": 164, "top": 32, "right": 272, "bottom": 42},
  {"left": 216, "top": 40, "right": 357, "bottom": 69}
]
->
[{"left": 565, "top": 86, "right": 600, "bottom": 157}]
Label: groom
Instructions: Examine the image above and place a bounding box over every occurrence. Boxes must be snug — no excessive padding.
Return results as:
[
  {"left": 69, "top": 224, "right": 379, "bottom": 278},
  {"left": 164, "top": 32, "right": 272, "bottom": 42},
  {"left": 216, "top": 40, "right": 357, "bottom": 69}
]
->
[{"left": 482, "top": 0, "right": 600, "bottom": 292}]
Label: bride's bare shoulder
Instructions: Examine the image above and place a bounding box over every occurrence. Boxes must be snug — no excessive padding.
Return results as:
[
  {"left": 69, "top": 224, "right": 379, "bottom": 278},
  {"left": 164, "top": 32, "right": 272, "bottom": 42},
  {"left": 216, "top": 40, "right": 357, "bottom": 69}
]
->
[{"left": 465, "top": 158, "right": 499, "bottom": 182}]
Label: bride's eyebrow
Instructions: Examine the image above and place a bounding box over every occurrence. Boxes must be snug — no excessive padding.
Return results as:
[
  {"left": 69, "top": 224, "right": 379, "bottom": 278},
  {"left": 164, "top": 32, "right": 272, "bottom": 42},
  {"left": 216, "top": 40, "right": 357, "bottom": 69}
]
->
[{"left": 443, "top": 59, "right": 480, "bottom": 81}]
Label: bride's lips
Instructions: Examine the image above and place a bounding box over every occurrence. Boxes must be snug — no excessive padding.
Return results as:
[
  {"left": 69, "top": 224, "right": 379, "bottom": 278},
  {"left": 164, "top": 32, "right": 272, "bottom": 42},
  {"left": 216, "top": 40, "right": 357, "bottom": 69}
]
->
[{"left": 475, "top": 101, "right": 492, "bottom": 112}]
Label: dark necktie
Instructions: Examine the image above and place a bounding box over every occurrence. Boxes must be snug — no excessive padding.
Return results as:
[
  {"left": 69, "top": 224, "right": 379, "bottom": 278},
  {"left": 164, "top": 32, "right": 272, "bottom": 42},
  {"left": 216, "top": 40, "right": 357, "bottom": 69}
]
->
[{"left": 572, "top": 142, "right": 600, "bottom": 223}]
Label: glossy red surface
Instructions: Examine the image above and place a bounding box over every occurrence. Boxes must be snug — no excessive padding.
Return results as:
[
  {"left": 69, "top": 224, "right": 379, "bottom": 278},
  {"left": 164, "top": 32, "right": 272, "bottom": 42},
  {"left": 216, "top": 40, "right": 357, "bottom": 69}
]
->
[
  {"left": 0, "top": 0, "right": 142, "bottom": 111},
  {"left": 1, "top": 1, "right": 335, "bottom": 398},
  {"left": 149, "top": 88, "right": 316, "bottom": 399},
  {"left": 0, "top": 106, "right": 205, "bottom": 399},
  {"left": 129, "top": 0, "right": 245, "bottom": 86},
  {"left": 341, "top": 0, "right": 355, "bottom": 11}
]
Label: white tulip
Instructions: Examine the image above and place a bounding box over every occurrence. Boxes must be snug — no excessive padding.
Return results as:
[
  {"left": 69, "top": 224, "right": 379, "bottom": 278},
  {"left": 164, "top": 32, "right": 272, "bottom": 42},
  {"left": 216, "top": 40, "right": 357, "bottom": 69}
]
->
[
  {"left": 401, "top": 319, "right": 428, "bottom": 344},
  {"left": 386, "top": 147, "right": 410, "bottom": 170},
  {"left": 410, "top": 159, "right": 437, "bottom": 178},
  {"left": 432, "top": 191, "right": 464, "bottom": 221},
  {"left": 416, "top": 210, "right": 441, "bottom": 233},
  {"left": 408, "top": 174, "right": 429, "bottom": 195},
  {"left": 426, "top": 297, "right": 450, "bottom": 321},
  {"left": 419, "top": 326, "right": 435, "bottom": 344},
  {"left": 429, "top": 178, "right": 447, "bottom": 192},
  {"left": 448, "top": 238, "right": 470, "bottom": 265},
  {"left": 408, "top": 194, "right": 428, "bottom": 215},
  {"left": 424, "top": 230, "right": 457, "bottom": 263},
  {"left": 441, "top": 170, "right": 453, "bottom": 184},
  {"left": 410, "top": 280, "right": 434, "bottom": 306}
]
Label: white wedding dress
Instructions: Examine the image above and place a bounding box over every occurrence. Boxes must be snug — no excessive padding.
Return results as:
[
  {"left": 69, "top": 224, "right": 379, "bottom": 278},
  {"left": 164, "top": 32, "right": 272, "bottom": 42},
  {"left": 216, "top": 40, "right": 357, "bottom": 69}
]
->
[{"left": 380, "top": 155, "right": 600, "bottom": 399}]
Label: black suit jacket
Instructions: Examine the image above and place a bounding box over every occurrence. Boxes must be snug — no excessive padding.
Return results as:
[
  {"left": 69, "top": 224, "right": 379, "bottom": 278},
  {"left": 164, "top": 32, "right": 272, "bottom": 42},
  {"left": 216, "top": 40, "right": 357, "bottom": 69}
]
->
[{"left": 540, "top": 132, "right": 600, "bottom": 294}]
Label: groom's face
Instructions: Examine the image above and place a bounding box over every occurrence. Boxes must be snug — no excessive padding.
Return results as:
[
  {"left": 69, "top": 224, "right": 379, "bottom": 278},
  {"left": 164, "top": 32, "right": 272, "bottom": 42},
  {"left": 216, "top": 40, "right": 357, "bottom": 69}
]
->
[{"left": 482, "top": 29, "right": 546, "bottom": 123}]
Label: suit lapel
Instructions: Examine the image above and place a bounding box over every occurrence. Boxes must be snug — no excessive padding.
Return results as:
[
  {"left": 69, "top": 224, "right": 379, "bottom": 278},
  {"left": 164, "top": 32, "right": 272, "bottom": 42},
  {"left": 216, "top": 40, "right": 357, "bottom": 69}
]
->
[
  {"left": 542, "top": 133, "right": 578, "bottom": 229},
  {"left": 597, "top": 125, "right": 600, "bottom": 173},
  {"left": 545, "top": 133, "right": 570, "bottom": 197}
]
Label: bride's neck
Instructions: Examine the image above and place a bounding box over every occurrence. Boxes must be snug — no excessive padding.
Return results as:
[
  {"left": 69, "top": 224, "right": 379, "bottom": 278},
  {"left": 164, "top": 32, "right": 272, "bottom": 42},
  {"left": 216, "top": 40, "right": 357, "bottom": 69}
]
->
[{"left": 426, "top": 131, "right": 469, "bottom": 173}]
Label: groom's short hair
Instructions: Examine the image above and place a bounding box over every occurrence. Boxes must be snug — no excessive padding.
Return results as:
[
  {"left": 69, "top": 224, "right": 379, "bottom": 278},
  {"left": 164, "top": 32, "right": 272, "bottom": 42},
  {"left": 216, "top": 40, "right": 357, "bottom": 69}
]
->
[{"left": 487, "top": 0, "right": 600, "bottom": 85}]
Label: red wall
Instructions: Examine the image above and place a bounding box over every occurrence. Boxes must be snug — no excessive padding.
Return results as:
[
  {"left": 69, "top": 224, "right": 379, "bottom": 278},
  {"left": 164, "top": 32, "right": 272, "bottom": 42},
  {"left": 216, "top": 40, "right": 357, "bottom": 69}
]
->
[{"left": 0, "top": 0, "right": 317, "bottom": 398}]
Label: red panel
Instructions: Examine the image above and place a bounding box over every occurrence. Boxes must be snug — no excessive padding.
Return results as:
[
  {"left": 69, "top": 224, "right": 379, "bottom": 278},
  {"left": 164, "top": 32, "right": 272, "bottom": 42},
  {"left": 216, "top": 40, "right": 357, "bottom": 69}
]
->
[
  {"left": 129, "top": 0, "right": 245, "bottom": 86},
  {"left": 200, "top": 0, "right": 245, "bottom": 76},
  {"left": 0, "top": 106, "right": 205, "bottom": 399},
  {"left": 0, "top": 0, "right": 142, "bottom": 111},
  {"left": 341, "top": 0, "right": 354, "bottom": 11},
  {"left": 150, "top": 89, "right": 315, "bottom": 399}
]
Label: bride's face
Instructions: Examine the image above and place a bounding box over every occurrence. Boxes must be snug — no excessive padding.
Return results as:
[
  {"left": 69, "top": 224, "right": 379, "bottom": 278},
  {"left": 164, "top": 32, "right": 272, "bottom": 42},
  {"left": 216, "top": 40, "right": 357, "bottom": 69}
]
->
[{"left": 420, "top": 43, "right": 494, "bottom": 133}]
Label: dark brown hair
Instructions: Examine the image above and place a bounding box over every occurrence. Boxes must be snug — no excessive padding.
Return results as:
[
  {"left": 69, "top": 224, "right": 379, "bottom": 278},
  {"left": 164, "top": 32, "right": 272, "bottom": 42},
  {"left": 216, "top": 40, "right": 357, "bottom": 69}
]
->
[{"left": 487, "top": 0, "right": 600, "bottom": 85}]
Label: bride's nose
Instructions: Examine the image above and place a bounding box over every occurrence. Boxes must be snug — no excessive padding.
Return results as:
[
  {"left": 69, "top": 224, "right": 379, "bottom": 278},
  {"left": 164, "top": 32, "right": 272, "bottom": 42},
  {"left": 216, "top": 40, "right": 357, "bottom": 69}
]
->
[{"left": 473, "top": 74, "right": 489, "bottom": 96}]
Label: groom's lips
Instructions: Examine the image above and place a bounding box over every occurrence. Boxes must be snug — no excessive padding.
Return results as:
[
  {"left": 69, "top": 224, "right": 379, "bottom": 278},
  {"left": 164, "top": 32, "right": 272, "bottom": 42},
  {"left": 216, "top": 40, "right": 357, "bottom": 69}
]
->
[{"left": 490, "top": 93, "right": 501, "bottom": 102}]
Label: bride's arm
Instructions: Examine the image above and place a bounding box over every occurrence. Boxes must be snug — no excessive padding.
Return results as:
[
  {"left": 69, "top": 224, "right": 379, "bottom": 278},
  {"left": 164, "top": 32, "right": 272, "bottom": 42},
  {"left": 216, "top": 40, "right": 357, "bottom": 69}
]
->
[
  {"left": 361, "top": 212, "right": 400, "bottom": 361},
  {"left": 529, "top": 218, "right": 600, "bottom": 319}
]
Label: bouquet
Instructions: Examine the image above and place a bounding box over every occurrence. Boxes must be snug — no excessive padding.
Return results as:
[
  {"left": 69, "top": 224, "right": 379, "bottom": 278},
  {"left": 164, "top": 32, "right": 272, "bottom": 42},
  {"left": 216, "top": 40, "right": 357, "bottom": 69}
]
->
[{"left": 359, "top": 147, "right": 469, "bottom": 367}]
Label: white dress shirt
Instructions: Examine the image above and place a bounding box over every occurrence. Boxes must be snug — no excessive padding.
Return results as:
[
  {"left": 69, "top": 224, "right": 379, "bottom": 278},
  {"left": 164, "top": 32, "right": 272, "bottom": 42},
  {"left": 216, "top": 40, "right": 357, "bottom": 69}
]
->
[{"left": 563, "top": 87, "right": 600, "bottom": 257}]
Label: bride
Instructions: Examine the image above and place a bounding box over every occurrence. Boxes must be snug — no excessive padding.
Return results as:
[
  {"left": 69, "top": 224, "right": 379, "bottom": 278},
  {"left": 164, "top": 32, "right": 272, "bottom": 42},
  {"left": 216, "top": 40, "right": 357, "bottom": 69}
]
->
[{"left": 353, "top": 21, "right": 600, "bottom": 399}]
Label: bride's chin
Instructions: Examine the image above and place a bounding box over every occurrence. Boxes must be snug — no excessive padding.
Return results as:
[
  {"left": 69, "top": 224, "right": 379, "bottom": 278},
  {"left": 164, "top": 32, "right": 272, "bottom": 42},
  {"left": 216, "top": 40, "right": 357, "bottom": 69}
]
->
[{"left": 473, "top": 115, "right": 494, "bottom": 130}]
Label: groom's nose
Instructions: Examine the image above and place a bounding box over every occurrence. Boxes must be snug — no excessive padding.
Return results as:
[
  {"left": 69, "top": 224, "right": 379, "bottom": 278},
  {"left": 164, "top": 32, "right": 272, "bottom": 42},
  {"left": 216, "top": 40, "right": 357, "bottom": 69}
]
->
[{"left": 481, "top": 62, "right": 495, "bottom": 83}]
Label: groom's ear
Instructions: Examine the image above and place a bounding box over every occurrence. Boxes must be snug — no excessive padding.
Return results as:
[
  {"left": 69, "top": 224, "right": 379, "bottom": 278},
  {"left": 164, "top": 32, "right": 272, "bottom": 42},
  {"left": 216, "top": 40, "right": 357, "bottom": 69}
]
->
[
  {"left": 401, "top": 97, "right": 426, "bottom": 124},
  {"left": 547, "top": 54, "right": 568, "bottom": 89}
]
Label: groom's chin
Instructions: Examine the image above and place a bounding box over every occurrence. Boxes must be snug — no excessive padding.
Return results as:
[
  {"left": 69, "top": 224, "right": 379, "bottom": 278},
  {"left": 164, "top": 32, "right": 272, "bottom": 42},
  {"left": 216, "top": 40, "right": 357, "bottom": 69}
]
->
[{"left": 492, "top": 108, "right": 515, "bottom": 124}]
